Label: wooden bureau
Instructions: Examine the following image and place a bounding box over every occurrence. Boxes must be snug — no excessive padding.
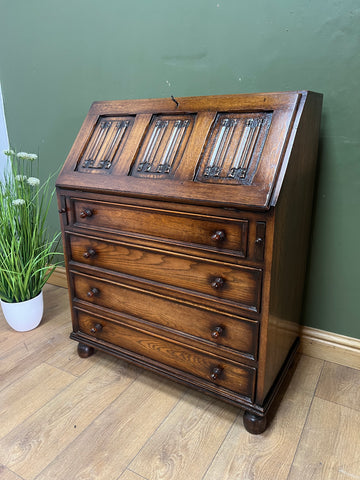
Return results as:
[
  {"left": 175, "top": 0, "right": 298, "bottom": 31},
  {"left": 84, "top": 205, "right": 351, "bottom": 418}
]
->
[{"left": 56, "top": 91, "right": 322, "bottom": 433}]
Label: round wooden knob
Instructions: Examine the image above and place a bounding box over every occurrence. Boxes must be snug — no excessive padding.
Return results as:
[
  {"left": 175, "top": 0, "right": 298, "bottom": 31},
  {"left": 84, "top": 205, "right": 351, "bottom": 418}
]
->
[
  {"left": 211, "top": 277, "right": 225, "bottom": 289},
  {"left": 90, "top": 323, "right": 103, "bottom": 334},
  {"left": 83, "top": 248, "right": 96, "bottom": 259},
  {"left": 210, "top": 366, "right": 223, "bottom": 381},
  {"left": 80, "top": 208, "right": 93, "bottom": 218},
  {"left": 211, "top": 326, "right": 224, "bottom": 339},
  {"left": 87, "top": 287, "right": 100, "bottom": 298},
  {"left": 211, "top": 230, "right": 226, "bottom": 242}
]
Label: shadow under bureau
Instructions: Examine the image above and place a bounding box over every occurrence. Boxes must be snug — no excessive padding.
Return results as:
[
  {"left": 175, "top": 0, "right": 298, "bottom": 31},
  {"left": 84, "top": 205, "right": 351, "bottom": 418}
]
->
[{"left": 56, "top": 91, "right": 322, "bottom": 434}]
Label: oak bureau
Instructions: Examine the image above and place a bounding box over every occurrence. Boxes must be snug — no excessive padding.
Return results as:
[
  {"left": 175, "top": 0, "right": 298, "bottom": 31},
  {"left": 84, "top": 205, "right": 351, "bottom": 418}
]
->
[{"left": 56, "top": 91, "right": 322, "bottom": 433}]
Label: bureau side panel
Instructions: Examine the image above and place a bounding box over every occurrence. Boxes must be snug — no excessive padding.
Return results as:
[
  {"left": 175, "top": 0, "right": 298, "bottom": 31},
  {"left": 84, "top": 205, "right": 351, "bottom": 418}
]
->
[{"left": 256, "top": 92, "right": 323, "bottom": 404}]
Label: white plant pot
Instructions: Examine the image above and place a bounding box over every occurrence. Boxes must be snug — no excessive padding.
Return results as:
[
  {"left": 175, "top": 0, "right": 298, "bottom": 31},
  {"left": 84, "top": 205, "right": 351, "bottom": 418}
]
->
[{"left": 1, "top": 291, "right": 44, "bottom": 332}]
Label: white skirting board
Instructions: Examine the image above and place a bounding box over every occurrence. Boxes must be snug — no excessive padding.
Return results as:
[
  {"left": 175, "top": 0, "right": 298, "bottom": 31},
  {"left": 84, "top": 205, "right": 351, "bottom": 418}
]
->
[
  {"left": 47, "top": 266, "right": 360, "bottom": 370},
  {"left": 300, "top": 326, "right": 360, "bottom": 370}
]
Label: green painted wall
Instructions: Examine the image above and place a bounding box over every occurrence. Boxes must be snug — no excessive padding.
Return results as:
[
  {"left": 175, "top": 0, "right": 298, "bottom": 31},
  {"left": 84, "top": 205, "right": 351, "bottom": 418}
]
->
[{"left": 0, "top": 0, "right": 359, "bottom": 337}]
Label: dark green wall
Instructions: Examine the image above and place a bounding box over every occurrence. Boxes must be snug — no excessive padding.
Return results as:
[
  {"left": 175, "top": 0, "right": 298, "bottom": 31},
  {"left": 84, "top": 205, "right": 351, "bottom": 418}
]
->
[{"left": 0, "top": 0, "right": 359, "bottom": 337}]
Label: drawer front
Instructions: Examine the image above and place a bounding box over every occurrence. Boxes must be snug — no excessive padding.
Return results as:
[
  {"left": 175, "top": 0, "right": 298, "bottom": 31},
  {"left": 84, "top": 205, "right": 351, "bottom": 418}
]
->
[
  {"left": 72, "top": 272, "right": 258, "bottom": 358},
  {"left": 69, "top": 234, "right": 262, "bottom": 312},
  {"left": 76, "top": 310, "right": 256, "bottom": 400},
  {"left": 72, "top": 199, "right": 248, "bottom": 257}
]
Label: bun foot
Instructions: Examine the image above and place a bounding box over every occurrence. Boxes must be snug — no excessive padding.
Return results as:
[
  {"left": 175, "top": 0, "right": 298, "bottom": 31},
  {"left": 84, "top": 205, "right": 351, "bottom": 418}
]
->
[
  {"left": 77, "top": 343, "right": 95, "bottom": 358},
  {"left": 243, "top": 411, "right": 267, "bottom": 434}
]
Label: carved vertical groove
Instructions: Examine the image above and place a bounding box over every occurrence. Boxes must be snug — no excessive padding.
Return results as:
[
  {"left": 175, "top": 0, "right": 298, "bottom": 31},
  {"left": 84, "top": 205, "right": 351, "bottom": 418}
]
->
[
  {"left": 132, "top": 115, "right": 193, "bottom": 177},
  {"left": 204, "top": 118, "right": 237, "bottom": 177},
  {"left": 195, "top": 113, "right": 272, "bottom": 184},
  {"left": 228, "top": 119, "right": 263, "bottom": 179},
  {"left": 80, "top": 118, "right": 132, "bottom": 171}
]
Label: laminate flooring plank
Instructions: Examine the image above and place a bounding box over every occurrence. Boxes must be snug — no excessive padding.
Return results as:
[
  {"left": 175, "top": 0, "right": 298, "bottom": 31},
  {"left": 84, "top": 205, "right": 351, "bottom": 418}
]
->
[
  {"left": 315, "top": 362, "right": 360, "bottom": 411},
  {"left": 0, "top": 356, "right": 139, "bottom": 480},
  {"left": 202, "top": 355, "right": 323, "bottom": 480},
  {"left": 129, "top": 389, "right": 238, "bottom": 480},
  {"left": 35, "top": 373, "right": 184, "bottom": 480},
  {"left": 0, "top": 466, "right": 23, "bottom": 480},
  {"left": 118, "top": 470, "right": 149, "bottom": 480},
  {"left": 288, "top": 397, "right": 360, "bottom": 480},
  {"left": 0, "top": 286, "right": 69, "bottom": 357},
  {"left": 0, "top": 323, "right": 74, "bottom": 392},
  {"left": 0, "top": 363, "right": 75, "bottom": 438},
  {"left": 45, "top": 338, "right": 101, "bottom": 377}
]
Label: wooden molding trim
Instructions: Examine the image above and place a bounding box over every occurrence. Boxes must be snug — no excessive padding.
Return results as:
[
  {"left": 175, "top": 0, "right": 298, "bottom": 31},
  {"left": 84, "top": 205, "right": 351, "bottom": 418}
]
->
[
  {"left": 47, "top": 265, "right": 68, "bottom": 289},
  {"left": 47, "top": 267, "right": 360, "bottom": 370},
  {"left": 300, "top": 326, "right": 360, "bottom": 370}
]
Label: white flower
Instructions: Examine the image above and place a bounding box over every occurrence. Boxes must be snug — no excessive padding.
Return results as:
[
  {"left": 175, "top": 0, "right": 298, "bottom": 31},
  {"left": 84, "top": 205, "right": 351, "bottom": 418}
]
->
[
  {"left": 4, "top": 149, "right": 15, "bottom": 156},
  {"left": 27, "top": 177, "right": 40, "bottom": 186},
  {"left": 16, "top": 152, "right": 29, "bottom": 159},
  {"left": 17, "top": 152, "right": 38, "bottom": 161},
  {"left": 15, "top": 174, "right": 27, "bottom": 181},
  {"left": 12, "top": 199, "right": 26, "bottom": 206}
]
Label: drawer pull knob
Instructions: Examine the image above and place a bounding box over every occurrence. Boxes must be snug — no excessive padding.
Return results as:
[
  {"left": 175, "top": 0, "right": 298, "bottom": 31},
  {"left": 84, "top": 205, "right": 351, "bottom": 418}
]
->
[
  {"left": 211, "top": 277, "right": 225, "bottom": 289},
  {"left": 211, "top": 326, "right": 224, "bottom": 339},
  {"left": 255, "top": 237, "right": 263, "bottom": 246},
  {"left": 211, "top": 230, "right": 226, "bottom": 242},
  {"left": 87, "top": 287, "right": 100, "bottom": 298},
  {"left": 83, "top": 248, "right": 96, "bottom": 259},
  {"left": 80, "top": 208, "right": 93, "bottom": 218},
  {"left": 90, "top": 323, "right": 103, "bottom": 334},
  {"left": 210, "top": 366, "right": 223, "bottom": 381}
]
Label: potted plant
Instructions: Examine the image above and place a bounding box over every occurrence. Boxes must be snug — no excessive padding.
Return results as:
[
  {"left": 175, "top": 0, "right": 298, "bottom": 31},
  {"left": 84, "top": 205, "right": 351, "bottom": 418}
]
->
[{"left": 0, "top": 149, "right": 60, "bottom": 331}]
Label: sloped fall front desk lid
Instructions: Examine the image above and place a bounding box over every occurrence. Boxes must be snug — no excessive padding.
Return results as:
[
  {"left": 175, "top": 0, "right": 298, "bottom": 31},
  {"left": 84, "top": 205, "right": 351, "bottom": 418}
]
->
[{"left": 56, "top": 91, "right": 322, "bottom": 210}]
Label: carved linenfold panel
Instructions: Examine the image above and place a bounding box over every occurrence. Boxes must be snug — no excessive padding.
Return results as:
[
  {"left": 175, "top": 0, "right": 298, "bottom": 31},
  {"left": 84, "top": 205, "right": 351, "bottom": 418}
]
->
[
  {"left": 77, "top": 116, "right": 134, "bottom": 173},
  {"left": 195, "top": 112, "right": 272, "bottom": 185},
  {"left": 130, "top": 114, "right": 194, "bottom": 178}
]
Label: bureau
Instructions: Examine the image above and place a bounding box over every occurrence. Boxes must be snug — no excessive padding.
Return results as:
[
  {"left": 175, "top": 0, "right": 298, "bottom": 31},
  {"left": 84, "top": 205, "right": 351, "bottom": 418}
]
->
[{"left": 56, "top": 91, "right": 322, "bottom": 434}]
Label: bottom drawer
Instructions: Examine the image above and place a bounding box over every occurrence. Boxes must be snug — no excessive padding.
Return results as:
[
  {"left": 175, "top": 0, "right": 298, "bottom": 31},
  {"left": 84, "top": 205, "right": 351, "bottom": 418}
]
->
[{"left": 76, "top": 309, "right": 256, "bottom": 401}]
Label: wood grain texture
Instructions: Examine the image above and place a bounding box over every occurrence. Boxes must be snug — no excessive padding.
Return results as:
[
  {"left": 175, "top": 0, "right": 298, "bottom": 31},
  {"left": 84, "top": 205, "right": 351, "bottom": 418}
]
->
[
  {"left": 47, "top": 265, "right": 68, "bottom": 288},
  {"left": 119, "top": 471, "right": 149, "bottom": 480},
  {"left": 35, "top": 373, "right": 184, "bottom": 480},
  {"left": 315, "top": 362, "right": 360, "bottom": 411},
  {"left": 301, "top": 326, "right": 360, "bottom": 369},
  {"left": 71, "top": 198, "right": 249, "bottom": 256},
  {"left": 0, "top": 284, "right": 69, "bottom": 357},
  {"left": 0, "top": 323, "right": 72, "bottom": 392},
  {"left": 129, "top": 390, "right": 238, "bottom": 480},
  {"left": 45, "top": 335, "right": 99, "bottom": 376},
  {"left": 76, "top": 310, "right": 256, "bottom": 400},
  {"left": 71, "top": 271, "right": 258, "bottom": 360},
  {"left": 0, "top": 363, "right": 75, "bottom": 438},
  {"left": 1, "top": 285, "right": 359, "bottom": 480},
  {"left": 56, "top": 92, "right": 302, "bottom": 209},
  {"left": 69, "top": 233, "right": 262, "bottom": 312},
  {"left": 0, "top": 357, "right": 138, "bottom": 480},
  {"left": 57, "top": 92, "right": 322, "bottom": 434},
  {"left": 202, "top": 355, "right": 324, "bottom": 480},
  {"left": 0, "top": 466, "right": 23, "bottom": 480},
  {"left": 288, "top": 397, "right": 360, "bottom": 480}
]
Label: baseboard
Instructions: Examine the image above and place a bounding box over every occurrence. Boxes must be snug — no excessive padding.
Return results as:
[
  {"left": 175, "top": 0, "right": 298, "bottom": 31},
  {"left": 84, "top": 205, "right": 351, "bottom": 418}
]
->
[
  {"left": 47, "top": 265, "right": 68, "bottom": 289},
  {"left": 300, "top": 326, "right": 360, "bottom": 370},
  {"left": 47, "top": 266, "right": 360, "bottom": 370}
]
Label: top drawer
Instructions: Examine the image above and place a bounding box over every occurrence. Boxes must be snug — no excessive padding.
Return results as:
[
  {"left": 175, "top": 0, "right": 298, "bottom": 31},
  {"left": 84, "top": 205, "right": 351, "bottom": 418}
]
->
[{"left": 71, "top": 199, "right": 248, "bottom": 258}]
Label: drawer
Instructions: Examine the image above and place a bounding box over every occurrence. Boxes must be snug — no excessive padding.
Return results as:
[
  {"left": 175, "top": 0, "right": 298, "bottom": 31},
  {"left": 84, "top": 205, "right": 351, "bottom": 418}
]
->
[
  {"left": 71, "top": 272, "right": 259, "bottom": 359},
  {"left": 69, "top": 234, "right": 262, "bottom": 312},
  {"left": 76, "top": 309, "right": 256, "bottom": 400},
  {"left": 72, "top": 199, "right": 248, "bottom": 257}
]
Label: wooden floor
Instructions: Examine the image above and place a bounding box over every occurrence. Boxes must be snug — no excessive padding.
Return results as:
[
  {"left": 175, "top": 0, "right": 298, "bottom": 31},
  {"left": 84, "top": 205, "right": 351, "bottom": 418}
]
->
[{"left": 1, "top": 285, "right": 359, "bottom": 480}]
